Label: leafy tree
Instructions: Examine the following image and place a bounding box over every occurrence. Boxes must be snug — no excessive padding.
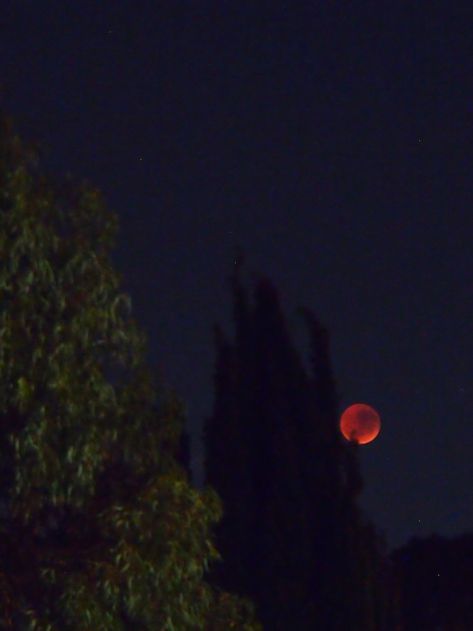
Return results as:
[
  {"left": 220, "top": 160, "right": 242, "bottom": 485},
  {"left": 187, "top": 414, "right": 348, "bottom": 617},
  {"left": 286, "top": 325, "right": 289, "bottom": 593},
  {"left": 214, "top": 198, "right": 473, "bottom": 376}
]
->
[
  {"left": 0, "top": 115, "right": 261, "bottom": 630},
  {"left": 204, "top": 266, "right": 393, "bottom": 629}
]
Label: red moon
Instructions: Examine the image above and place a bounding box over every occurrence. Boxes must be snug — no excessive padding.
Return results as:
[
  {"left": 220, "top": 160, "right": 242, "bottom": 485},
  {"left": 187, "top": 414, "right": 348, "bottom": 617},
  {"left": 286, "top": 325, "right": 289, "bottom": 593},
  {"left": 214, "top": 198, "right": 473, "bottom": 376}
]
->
[{"left": 340, "top": 403, "right": 381, "bottom": 445}]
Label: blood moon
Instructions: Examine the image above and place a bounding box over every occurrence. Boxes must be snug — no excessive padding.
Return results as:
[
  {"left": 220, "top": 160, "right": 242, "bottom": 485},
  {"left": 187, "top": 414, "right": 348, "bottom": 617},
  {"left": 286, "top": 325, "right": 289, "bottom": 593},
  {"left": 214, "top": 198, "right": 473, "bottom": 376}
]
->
[{"left": 340, "top": 403, "right": 381, "bottom": 445}]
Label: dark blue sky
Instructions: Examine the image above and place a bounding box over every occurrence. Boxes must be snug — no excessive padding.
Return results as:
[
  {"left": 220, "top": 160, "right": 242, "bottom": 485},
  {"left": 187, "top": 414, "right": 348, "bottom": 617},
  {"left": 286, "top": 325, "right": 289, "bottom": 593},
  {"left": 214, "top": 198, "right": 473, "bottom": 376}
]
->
[{"left": 2, "top": 1, "right": 472, "bottom": 549}]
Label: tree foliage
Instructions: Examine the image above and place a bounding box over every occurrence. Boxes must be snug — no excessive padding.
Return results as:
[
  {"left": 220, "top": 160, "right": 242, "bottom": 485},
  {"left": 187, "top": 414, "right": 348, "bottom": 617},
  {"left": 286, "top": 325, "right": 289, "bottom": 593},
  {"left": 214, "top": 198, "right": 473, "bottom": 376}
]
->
[
  {"left": 0, "top": 116, "right": 261, "bottom": 629},
  {"left": 203, "top": 267, "right": 394, "bottom": 630}
]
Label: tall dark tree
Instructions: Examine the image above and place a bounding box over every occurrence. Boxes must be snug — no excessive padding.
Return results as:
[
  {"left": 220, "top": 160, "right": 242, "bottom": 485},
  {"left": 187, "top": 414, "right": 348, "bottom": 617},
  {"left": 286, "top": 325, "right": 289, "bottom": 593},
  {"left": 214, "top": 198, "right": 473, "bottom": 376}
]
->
[
  {"left": 0, "top": 115, "right": 261, "bottom": 629},
  {"left": 204, "top": 266, "right": 393, "bottom": 629},
  {"left": 299, "top": 307, "right": 396, "bottom": 629}
]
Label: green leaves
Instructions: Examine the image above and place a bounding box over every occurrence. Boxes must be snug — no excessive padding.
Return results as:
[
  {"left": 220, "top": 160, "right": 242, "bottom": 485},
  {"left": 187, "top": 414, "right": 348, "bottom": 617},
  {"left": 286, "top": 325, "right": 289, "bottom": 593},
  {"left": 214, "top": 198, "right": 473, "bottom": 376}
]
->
[
  {"left": 17, "top": 375, "right": 34, "bottom": 411},
  {"left": 0, "top": 115, "right": 261, "bottom": 630},
  {"left": 110, "top": 293, "right": 132, "bottom": 325}
]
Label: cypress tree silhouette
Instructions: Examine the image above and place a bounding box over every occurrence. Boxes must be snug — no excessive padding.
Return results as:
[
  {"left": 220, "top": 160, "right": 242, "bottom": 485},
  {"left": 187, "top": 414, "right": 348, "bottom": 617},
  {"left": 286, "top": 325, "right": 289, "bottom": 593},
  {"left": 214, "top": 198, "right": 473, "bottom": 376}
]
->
[{"left": 203, "top": 265, "right": 392, "bottom": 629}]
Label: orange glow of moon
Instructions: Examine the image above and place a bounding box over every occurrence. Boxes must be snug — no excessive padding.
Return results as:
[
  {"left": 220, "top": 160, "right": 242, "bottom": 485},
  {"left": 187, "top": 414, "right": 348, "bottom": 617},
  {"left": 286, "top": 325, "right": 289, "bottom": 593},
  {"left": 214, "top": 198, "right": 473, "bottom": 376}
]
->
[{"left": 340, "top": 403, "right": 381, "bottom": 445}]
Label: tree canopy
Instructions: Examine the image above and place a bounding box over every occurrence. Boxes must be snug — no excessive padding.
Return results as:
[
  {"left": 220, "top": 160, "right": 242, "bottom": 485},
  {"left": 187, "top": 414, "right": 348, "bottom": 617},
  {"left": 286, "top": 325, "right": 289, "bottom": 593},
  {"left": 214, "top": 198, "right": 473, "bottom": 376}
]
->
[
  {"left": 203, "top": 267, "right": 393, "bottom": 629},
  {"left": 0, "top": 115, "right": 261, "bottom": 629}
]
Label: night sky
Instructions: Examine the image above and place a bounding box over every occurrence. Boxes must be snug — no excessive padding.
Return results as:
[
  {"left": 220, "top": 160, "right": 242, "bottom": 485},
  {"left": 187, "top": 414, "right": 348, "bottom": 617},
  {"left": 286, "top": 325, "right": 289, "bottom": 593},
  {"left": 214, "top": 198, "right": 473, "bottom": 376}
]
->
[{"left": 2, "top": 2, "right": 472, "bottom": 550}]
